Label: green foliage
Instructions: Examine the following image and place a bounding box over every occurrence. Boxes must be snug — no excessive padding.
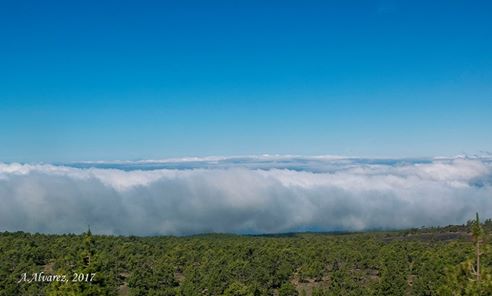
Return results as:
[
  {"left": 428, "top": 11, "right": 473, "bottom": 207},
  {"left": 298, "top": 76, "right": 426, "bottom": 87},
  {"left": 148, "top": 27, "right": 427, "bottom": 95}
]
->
[
  {"left": 127, "top": 261, "right": 177, "bottom": 296},
  {"left": 472, "top": 213, "right": 485, "bottom": 241},
  {"left": 438, "top": 215, "right": 492, "bottom": 295},
  {"left": 278, "top": 282, "right": 298, "bottom": 296},
  {"left": 438, "top": 259, "right": 492, "bottom": 295},
  {"left": 1, "top": 219, "right": 491, "bottom": 295},
  {"left": 223, "top": 281, "right": 252, "bottom": 296}
]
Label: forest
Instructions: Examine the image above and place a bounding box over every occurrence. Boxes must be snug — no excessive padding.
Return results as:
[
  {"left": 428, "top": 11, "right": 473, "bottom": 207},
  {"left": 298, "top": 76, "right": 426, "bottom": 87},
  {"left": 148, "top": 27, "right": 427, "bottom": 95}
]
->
[{"left": 1, "top": 216, "right": 491, "bottom": 296}]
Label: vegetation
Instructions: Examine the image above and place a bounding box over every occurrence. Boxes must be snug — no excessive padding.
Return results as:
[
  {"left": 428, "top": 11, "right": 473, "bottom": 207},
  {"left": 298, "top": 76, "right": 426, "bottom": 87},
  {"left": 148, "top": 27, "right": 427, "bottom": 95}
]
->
[{"left": 1, "top": 217, "right": 491, "bottom": 295}]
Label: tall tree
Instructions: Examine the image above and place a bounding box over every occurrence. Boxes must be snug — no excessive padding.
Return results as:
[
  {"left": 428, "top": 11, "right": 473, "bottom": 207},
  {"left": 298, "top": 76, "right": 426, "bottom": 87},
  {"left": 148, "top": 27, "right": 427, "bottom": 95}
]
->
[{"left": 472, "top": 212, "right": 484, "bottom": 283}]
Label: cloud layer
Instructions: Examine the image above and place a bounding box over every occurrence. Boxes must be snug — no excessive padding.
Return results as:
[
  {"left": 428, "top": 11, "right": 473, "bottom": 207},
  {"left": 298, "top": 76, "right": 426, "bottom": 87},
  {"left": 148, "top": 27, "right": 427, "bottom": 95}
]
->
[{"left": 1, "top": 156, "right": 491, "bottom": 235}]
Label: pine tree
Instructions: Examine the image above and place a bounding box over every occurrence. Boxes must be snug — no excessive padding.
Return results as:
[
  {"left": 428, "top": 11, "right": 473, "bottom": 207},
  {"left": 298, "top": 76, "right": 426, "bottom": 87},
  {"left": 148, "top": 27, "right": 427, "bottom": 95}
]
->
[
  {"left": 471, "top": 212, "right": 484, "bottom": 283},
  {"left": 438, "top": 213, "right": 492, "bottom": 295},
  {"left": 82, "top": 226, "right": 95, "bottom": 267}
]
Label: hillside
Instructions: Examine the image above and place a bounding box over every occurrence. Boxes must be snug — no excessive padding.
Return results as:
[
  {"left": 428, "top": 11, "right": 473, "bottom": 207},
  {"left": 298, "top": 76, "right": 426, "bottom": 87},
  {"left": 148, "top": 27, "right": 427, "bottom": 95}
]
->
[{"left": 1, "top": 221, "right": 491, "bottom": 295}]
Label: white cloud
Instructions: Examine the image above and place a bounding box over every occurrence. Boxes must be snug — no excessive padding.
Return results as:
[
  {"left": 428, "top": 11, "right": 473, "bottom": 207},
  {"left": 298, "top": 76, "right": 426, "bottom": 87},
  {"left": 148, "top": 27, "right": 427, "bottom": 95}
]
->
[{"left": 0, "top": 157, "right": 491, "bottom": 235}]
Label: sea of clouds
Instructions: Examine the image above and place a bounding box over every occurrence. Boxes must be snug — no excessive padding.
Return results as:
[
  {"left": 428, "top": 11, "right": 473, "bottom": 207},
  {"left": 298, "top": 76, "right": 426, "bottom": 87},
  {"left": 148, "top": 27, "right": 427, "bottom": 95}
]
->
[{"left": 1, "top": 155, "right": 491, "bottom": 235}]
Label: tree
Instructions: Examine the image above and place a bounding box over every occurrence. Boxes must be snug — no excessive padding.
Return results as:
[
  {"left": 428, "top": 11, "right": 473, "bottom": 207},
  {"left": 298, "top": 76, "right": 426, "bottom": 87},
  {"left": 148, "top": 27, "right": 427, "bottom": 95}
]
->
[
  {"left": 46, "top": 229, "right": 116, "bottom": 296},
  {"left": 82, "top": 226, "right": 95, "bottom": 267},
  {"left": 438, "top": 213, "right": 492, "bottom": 295},
  {"left": 471, "top": 212, "right": 484, "bottom": 283},
  {"left": 278, "top": 282, "right": 298, "bottom": 296},
  {"left": 223, "top": 281, "right": 252, "bottom": 296}
]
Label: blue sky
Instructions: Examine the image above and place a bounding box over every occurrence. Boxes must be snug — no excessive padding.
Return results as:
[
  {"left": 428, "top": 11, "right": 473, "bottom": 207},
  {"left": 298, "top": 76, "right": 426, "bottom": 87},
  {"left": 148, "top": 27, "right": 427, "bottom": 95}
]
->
[{"left": 1, "top": 0, "right": 491, "bottom": 162}]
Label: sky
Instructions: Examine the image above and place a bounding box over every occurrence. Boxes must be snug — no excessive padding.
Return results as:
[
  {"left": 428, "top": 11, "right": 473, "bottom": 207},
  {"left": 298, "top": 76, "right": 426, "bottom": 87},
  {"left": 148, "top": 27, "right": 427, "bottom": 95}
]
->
[{"left": 1, "top": 0, "right": 492, "bottom": 162}]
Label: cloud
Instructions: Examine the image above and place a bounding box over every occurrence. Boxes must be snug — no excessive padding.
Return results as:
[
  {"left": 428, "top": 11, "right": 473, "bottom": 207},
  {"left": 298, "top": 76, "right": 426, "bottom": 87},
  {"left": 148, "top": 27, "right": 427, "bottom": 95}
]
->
[{"left": 1, "top": 156, "right": 491, "bottom": 235}]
